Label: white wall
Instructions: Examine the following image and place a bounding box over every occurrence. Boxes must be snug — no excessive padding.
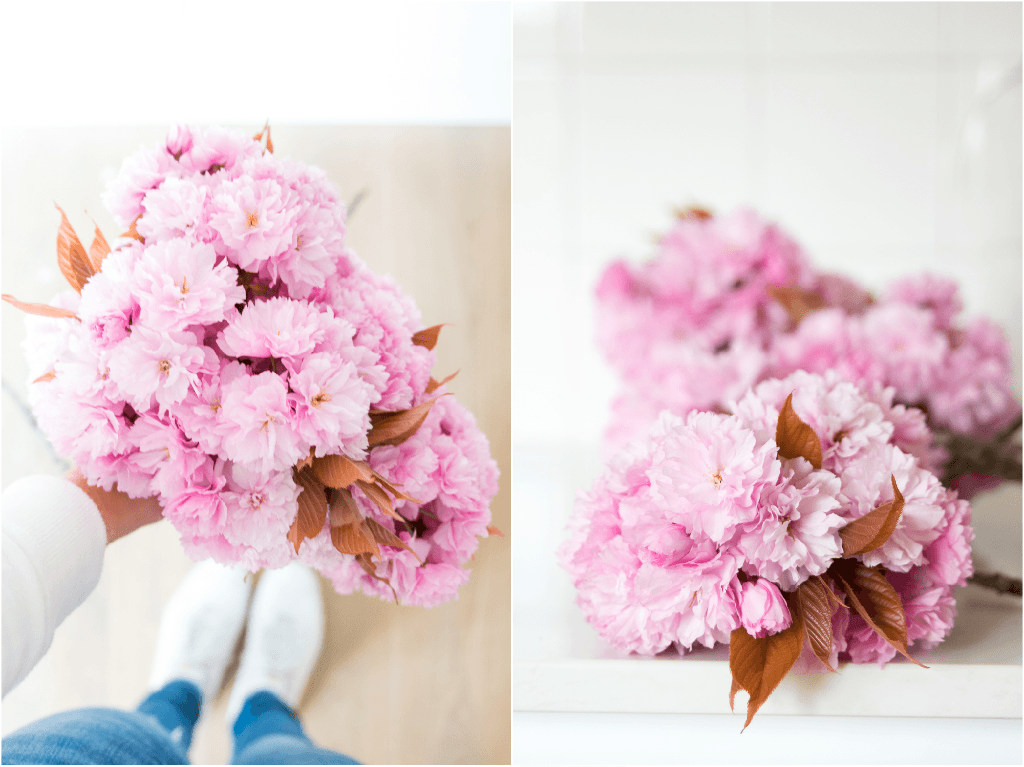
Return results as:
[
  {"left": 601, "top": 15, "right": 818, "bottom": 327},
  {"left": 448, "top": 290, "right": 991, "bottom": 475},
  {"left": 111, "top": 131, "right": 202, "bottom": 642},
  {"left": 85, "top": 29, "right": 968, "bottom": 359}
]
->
[{"left": 513, "top": 1, "right": 1023, "bottom": 447}]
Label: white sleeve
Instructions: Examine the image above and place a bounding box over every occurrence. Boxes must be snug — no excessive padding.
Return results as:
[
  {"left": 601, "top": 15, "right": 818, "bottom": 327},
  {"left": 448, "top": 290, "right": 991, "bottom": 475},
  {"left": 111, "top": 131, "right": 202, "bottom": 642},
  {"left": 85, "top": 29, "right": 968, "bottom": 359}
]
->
[{"left": 2, "top": 475, "right": 107, "bottom": 698}]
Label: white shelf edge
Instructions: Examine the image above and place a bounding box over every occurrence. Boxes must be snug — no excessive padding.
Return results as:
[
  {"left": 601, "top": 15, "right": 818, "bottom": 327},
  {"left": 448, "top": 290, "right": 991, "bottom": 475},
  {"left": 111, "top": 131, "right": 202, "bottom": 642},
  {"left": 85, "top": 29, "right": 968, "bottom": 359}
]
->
[{"left": 514, "top": 658, "right": 1022, "bottom": 719}]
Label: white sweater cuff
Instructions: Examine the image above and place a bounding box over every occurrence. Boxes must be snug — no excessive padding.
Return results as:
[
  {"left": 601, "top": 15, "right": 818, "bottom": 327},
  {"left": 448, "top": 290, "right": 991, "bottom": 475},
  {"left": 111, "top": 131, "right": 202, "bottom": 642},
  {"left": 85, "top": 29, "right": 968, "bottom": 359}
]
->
[{"left": 2, "top": 475, "right": 106, "bottom": 696}]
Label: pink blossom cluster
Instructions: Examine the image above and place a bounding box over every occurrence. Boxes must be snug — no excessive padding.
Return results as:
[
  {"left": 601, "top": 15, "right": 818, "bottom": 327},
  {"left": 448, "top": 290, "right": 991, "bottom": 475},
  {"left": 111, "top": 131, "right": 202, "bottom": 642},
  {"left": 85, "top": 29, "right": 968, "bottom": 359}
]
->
[
  {"left": 561, "top": 371, "right": 973, "bottom": 664},
  {"left": 23, "top": 125, "right": 498, "bottom": 606},
  {"left": 595, "top": 211, "right": 1020, "bottom": 488}
]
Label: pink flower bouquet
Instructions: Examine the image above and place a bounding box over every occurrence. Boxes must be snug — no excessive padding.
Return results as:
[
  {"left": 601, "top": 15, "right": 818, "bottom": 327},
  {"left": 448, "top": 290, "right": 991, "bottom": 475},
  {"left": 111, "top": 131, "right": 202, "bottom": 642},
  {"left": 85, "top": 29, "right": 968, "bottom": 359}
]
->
[
  {"left": 560, "top": 370, "right": 974, "bottom": 727},
  {"left": 5, "top": 124, "right": 500, "bottom": 607},
  {"left": 595, "top": 208, "right": 1021, "bottom": 496}
]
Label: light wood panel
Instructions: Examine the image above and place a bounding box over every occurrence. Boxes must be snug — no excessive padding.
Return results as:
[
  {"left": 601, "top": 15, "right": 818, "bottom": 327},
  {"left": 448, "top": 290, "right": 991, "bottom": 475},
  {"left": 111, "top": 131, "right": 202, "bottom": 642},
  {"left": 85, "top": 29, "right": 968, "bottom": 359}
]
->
[{"left": 1, "top": 126, "right": 510, "bottom": 764}]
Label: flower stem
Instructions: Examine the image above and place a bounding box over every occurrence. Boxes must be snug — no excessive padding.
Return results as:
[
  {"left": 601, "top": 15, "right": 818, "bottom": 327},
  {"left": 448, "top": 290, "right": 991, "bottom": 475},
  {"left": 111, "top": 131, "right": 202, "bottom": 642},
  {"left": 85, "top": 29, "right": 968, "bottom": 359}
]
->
[{"left": 968, "top": 571, "right": 1022, "bottom": 596}]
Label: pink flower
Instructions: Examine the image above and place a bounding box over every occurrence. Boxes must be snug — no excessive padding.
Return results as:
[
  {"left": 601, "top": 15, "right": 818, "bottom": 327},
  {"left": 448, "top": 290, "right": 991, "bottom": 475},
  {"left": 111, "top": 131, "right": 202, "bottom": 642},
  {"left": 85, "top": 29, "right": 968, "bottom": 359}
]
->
[
  {"left": 136, "top": 177, "right": 212, "bottom": 243},
  {"left": 125, "top": 413, "right": 209, "bottom": 500},
  {"left": 164, "top": 460, "right": 229, "bottom": 539},
  {"left": 923, "top": 493, "right": 974, "bottom": 588},
  {"left": 218, "top": 370, "right": 304, "bottom": 473},
  {"left": 646, "top": 410, "right": 780, "bottom": 543},
  {"left": 208, "top": 174, "right": 301, "bottom": 271},
  {"left": 216, "top": 297, "right": 326, "bottom": 360},
  {"left": 221, "top": 464, "right": 301, "bottom": 571},
  {"left": 107, "top": 327, "right": 214, "bottom": 415},
  {"left": 77, "top": 247, "right": 141, "bottom": 349},
  {"left": 134, "top": 239, "right": 245, "bottom": 331},
  {"left": 885, "top": 273, "right": 963, "bottom": 330},
  {"left": 736, "top": 458, "right": 844, "bottom": 590},
  {"left": 285, "top": 351, "right": 374, "bottom": 459},
  {"left": 176, "top": 125, "right": 263, "bottom": 177},
  {"left": 736, "top": 579, "right": 792, "bottom": 639}
]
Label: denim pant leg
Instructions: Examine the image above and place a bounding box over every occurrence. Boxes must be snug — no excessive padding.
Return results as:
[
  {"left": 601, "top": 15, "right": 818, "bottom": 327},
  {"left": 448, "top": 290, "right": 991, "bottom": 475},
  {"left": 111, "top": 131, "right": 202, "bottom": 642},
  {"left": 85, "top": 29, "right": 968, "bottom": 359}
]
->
[
  {"left": 230, "top": 691, "right": 358, "bottom": 765},
  {"left": 1, "top": 708, "right": 189, "bottom": 765},
  {"left": 1, "top": 679, "right": 202, "bottom": 765}
]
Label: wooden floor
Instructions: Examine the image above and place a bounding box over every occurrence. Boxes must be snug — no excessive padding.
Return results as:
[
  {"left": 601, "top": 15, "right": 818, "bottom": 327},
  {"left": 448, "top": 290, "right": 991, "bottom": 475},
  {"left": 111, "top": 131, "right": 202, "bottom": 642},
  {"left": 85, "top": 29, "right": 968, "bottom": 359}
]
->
[{"left": 1, "top": 126, "right": 511, "bottom": 764}]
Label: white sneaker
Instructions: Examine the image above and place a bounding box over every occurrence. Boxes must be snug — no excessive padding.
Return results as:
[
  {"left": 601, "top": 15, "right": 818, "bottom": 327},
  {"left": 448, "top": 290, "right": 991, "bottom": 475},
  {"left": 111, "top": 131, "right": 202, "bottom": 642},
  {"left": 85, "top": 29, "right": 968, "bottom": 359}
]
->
[
  {"left": 225, "top": 562, "right": 325, "bottom": 725},
  {"left": 148, "top": 560, "right": 253, "bottom": 702}
]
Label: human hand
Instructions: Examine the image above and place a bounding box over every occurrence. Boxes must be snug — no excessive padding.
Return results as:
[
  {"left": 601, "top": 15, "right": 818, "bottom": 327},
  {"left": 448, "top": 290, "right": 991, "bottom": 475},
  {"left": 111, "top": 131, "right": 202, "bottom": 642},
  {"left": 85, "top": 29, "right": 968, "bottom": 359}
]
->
[{"left": 68, "top": 468, "right": 164, "bottom": 544}]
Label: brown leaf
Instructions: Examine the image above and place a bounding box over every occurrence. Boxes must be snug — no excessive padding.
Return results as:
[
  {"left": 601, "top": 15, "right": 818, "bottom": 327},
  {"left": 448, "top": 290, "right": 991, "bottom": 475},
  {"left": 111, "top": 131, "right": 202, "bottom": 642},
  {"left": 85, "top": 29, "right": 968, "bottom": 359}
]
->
[
  {"left": 486, "top": 524, "right": 505, "bottom": 538},
  {"left": 728, "top": 616, "right": 805, "bottom": 730},
  {"left": 254, "top": 121, "right": 274, "bottom": 154},
  {"left": 295, "top": 449, "right": 315, "bottom": 472},
  {"left": 367, "top": 397, "right": 442, "bottom": 447},
  {"left": 88, "top": 225, "right": 111, "bottom": 272},
  {"left": 370, "top": 471, "right": 421, "bottom": 504},
  {"left": 55, "top": 204, "right": 95, "bottom": 293},
  {"left": 33, "top": 369, "right": 57, "bottom": 383},
  {"left": 312, "top": 454, "right": 373, "bottom": 488},
  {"left": 363, "top": 517, "right": 419, "bottom": 561},
  {"left": 2, "top": 294, "right": 79, "bottom": 320},
  {"left": 354, "top": 552, "right": 380, "bottom": 578},
  {"left": 426, "top": 370, "right": 459, "bottom": 394},
  {"left": 834, "top": 562, "right": 926, "bottom": 668},
  {"left": 330, "top": 522, "right": 378, "bottom": 557},
  {"left": 840, "top": 475, "right": 905, "bottom": 557},
  {"left": 354, "top": 479, "right": 399, "bottom": 519},
  {"left": 412, "top": 324, "right": 444, "bottom": 350},
  {"left": 767, "top": 284, "right": 826, "bottom": 326},
  {"left": 796, "top": 577, "right": 837, "bottom": 672},
  {"left": 775, "top": 392, "right": 822, "bottom": 469},
  {"left": 329, "top": 487, "right": 362, "bottom": 527},
  {"left": 120, "top": 214, "right": 145, "bottom": 243},
  {"left": 354, "top": 552, "right": 399, "bottom": 602},
  {"left": 674, "top": 205, "right": 713, "bottom": 221},
  {"left": 286, "top": 468, "right": 328, "bottom": 554}
]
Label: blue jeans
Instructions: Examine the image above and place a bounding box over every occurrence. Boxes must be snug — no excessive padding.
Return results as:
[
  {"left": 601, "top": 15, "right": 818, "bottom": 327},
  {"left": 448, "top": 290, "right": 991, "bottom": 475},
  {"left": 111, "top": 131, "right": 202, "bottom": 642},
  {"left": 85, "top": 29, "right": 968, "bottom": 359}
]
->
[{"left": 1, "top": 680, "right": 358, "bottom": 765}]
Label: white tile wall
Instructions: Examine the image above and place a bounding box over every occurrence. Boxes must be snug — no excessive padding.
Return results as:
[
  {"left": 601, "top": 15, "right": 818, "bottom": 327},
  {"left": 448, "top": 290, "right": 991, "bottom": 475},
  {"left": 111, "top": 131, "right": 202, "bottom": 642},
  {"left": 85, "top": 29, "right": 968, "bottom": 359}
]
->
[{"left": 513, "top": 1, "right": 1022, "bottom": 446}]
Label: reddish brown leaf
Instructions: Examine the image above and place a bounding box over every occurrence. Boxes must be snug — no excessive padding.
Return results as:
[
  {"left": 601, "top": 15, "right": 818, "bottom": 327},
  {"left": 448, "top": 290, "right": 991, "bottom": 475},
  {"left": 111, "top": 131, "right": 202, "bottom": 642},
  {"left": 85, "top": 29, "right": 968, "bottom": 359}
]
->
[
  {"left": 354, "top": 552, "right": 399, "bottom": 602},
  {"left": 120, "top": 215, "right": 145, "bottom": 243},
  {"left": 728, "top": 617, "right": 805, "bottom": 730},
  {"left": 840, "top": 475, "right": 905, "bottom": 557},
  {"left": 486, "top": 524, "right": 505, "bottom": 538},
  {"left": 354, "top": 479, "right": 399, "bottom": 519},
  {"left": 412, "top": 324, "right": 444, "bottom": 350},
  {"left": 2, "top": 294, "right": 79, "bottom": 320},
  {"left": 775, "top": 392, "right": 822, "bottom": 469},
  {"left": 33, "top": 369, "right": 57, "bottom": 383},
  {"left": 313, "top": 454, "right": 373, "bottom": 488},
  {"left": 674, "top": 205, "right": 713, "bottom": 221},
  {"left": 329, "top": 487, "right": 362, "bottom": 527},
  {"left": 254, "top": 121, "right": 274, "bottom": 154},
  {"left": 55, "top": 204, "right": 95, "bottom": 293},
  {"left": 370, "top": 471, "right": 421, "bottom": 504},
  {"left": 330, "top": 522, "right": 378, "bottom": 557},
  {"left": 363, "top": 517, "right": 419, "bottom": 561},
  {"left": 367, "top": 397, "right": 442, "bottom": 447},
  {"left": 286, "top": 469, "right": 328, "bottom": 554},
  {"left": 426, "top": 370, "right": 460, "bottom": 394},
  {"left": 767, "top": 284, "right": 826, "bottom": 326},
  {"left": 729, "top": 677, "right": 743, "bottom": 710},
  {"left": 355, "top": 552, "right": 380, "bottom": 578},
  {"left": 295, "top": 449, "right": 315, "bottom": 472},
  {"left": 88, "top": 225, "right": 111, "bottom": 272},
  {"left": 835, "top": 562, "right": 926, "bottom": 668},
  {"left": 796, "top": 577, "right": 837, "bottom": 672}
]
